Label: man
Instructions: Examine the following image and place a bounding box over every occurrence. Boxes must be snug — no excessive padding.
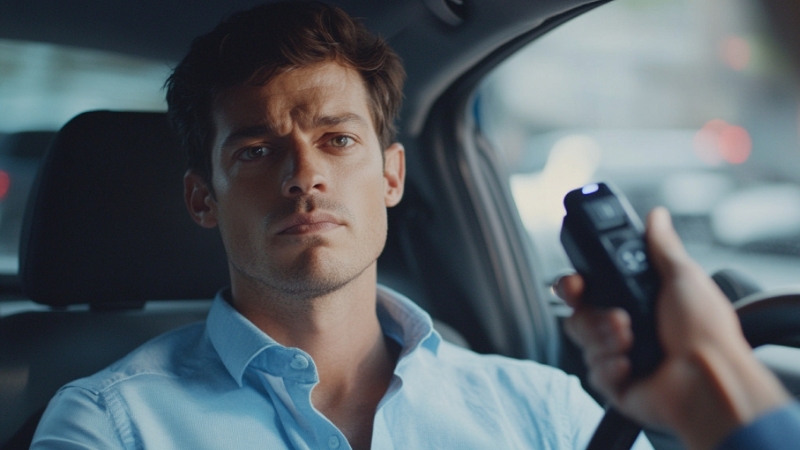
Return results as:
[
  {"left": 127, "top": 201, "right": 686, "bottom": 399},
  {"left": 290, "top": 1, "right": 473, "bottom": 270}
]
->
[
  {"left": 560, "top": 207, "right": 800, "bottom": 449},
  {"left": 31, "top": 2, "right": 651, "bottom": 449}
]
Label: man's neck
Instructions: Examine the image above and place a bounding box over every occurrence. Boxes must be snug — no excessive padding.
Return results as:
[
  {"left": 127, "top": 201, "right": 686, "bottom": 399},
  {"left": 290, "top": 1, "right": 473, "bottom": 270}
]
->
[
  {"left": 231, "top": 268, "right": 386, "bottom": 363},
  {"left": 229, "top": 268, "right": 398, "bottom": 450}
]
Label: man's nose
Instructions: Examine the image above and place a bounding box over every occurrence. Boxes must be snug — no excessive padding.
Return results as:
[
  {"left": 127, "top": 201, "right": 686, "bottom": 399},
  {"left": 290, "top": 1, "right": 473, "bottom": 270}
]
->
[{"left": 281, "top": 144, "right": 328, "bottom": 197}]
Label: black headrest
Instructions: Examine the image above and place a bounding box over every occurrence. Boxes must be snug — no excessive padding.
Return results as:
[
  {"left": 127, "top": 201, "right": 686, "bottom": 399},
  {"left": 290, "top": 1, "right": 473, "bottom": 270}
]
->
[{"left": 20, "top": 111, "right": 229, "bottom": 308}]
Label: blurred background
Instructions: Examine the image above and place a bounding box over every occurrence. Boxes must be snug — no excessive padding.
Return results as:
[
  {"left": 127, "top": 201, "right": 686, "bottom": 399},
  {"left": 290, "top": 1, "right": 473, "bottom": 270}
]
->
[{"left": 477, "top": 0, "right": 800, "bottom": 291}]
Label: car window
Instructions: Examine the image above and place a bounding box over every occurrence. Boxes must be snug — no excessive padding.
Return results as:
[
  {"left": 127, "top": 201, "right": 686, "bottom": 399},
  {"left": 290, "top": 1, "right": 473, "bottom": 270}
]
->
[
  {"left": 476, "top": 0, "right": 800, "bottom": 295},
  {"left": 0, "top": 39, "right": 169, "bottom": 275}
]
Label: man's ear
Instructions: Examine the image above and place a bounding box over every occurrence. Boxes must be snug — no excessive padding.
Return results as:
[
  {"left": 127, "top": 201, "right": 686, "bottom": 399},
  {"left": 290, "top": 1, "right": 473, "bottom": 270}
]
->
[
  {"left": 184, "top": 170, "right": 218, "bottom": 228},
  {"left": 383, "top": 142, "right": 405, "bottom": 207}
]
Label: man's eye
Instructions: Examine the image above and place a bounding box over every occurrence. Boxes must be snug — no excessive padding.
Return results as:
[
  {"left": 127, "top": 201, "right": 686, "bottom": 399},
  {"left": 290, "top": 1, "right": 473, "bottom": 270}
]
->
[
  {"left": 239, "top": 146, "right": 270, "bottom": 161},
  {"left": 329, "top": 135, "right": 353, "bottom": 148}
]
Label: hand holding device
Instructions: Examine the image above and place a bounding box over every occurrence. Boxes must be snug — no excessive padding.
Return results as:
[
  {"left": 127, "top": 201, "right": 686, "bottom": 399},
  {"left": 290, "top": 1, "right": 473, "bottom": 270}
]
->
[{"left": 560, "top": 182, "right": 663, "bottom": 378}]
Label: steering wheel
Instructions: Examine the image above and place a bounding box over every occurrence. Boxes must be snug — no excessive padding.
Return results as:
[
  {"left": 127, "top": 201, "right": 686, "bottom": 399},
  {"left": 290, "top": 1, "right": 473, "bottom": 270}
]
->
[{"left": 584, "top": 282, "right": 800, "bottom": 450}]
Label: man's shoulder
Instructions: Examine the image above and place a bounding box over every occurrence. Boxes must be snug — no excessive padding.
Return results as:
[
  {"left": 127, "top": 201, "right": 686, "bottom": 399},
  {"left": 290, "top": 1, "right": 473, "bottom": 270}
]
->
[
  {"left": 432, "top": 340, "right": 583, "bottom": 394},
  {"left": 64, "top": 321, "right": 214, "bottom": 395},
  {"left": 400, "top": 339, "right": 607, "bottom": 448},
  {"left": 436, "top": 339, "right": 561, "bottom": 372}
]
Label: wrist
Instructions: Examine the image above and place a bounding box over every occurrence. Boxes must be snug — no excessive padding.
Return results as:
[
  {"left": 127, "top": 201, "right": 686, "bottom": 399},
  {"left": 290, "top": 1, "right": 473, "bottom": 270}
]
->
[{"left": 674, "top": 343, "right": 790, "bottom": 450}]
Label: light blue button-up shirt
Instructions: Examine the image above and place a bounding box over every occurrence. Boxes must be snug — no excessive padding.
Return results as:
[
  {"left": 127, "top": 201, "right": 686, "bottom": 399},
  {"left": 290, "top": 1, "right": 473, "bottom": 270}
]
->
[{"left": 32, "top": 286, "right": 651, "bottom": 449}]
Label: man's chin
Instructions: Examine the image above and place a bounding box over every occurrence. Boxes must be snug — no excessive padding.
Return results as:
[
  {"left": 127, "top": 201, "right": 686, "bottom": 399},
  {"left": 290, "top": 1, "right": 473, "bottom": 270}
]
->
[
  {"left": 284, "top": 253, "right": 380, "bottom": 298},
  {"left": 273, "top": 277, "right": 349, "bottom": 301},
  {"left": 230, "top": 242, "right": 379, "bottom": 302},
  {"left": 264, "top": 255, "right": 363, "bottom": 297}
]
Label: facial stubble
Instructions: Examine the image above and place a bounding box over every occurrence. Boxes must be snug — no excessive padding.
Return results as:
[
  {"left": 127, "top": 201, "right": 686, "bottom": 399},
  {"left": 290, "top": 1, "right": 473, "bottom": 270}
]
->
[{"left": 229, "top": 195, "right": 386, "bottom": 307}]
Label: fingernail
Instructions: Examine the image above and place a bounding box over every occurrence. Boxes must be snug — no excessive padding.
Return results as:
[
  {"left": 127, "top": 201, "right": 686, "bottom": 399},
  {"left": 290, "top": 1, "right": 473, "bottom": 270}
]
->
[
  {"left": 550, "top": 271, "right": 576, "bottom": 300},
  {"left": 552, "top": 281, "right": 564, "bottom": 299}
]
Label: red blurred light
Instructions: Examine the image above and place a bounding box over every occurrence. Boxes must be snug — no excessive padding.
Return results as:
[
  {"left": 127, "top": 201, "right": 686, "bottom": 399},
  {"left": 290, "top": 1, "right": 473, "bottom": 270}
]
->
[
  {"left": 0, "top": 171, "right": 9, "bottom": 200},
  {"left": 693, "top": 129, "right": 722, "bottom": 165},
  {"left": 719, "top": 125, "right": 752, "bottom": 164},
  {"left": 692, "top": 119, "right": 752, "bottom": 165},
  {"left": 693, "top": 119, "right": 728, "bottom": 165},
  {"left": 721, "top": 36, "right": 751, "bottom": 71}
]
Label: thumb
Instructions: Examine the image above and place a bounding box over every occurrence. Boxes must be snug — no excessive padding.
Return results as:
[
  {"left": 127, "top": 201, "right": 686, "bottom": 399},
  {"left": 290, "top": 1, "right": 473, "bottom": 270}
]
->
[{"left": 646, "top": 207, "right": 690, "bottom": 278}]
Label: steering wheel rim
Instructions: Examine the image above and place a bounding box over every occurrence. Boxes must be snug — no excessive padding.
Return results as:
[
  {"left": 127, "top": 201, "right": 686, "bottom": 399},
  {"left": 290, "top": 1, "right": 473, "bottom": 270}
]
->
[{"left": 735, "top": 289, "right": 800, "bottom": 348}]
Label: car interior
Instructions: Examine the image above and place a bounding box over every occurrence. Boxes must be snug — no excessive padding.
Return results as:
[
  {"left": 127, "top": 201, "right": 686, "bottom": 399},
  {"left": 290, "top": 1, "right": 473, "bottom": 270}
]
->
[{"left": 2, "top": 0, "right": 800, "bottom": 449}]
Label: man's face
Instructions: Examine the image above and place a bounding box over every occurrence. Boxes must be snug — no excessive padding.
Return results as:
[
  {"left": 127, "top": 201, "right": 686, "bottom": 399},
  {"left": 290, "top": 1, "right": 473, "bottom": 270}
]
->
[{"left": 185, "top": 61, "right": 405, "bottom": 301}]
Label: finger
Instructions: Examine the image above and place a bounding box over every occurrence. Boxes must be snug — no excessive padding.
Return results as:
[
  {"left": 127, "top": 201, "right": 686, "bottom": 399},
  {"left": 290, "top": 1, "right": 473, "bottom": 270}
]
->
[
  {"left": 587, "top": 354, "right": 631, "bottom": 401},
  {"left": 563, "top": 308, "right": 598, "bottom": 347},
  {"left": 554, "top": 273, "right": 584, "bottom": 308},
  {"left": 646, "top": 207, "right": 691, "bottom": 277},
  {"left": 582, "top": 311, "right": 634, "bottom": 368},
  {"left": 564, "top": 307, "right": 633, "bottom": 352},
  {"left": 646, "top": 207, "right": 731, "bottom": 316}
]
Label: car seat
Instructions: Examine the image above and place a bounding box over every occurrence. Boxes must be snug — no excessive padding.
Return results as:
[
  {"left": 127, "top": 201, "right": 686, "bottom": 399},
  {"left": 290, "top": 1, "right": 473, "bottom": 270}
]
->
[{"left": 0, "top": 110, "right": 229, "bottom": 449}]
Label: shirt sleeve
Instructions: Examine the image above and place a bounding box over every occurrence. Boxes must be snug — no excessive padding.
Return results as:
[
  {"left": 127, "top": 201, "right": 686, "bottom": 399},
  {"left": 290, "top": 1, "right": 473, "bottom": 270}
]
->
[
  {"left": 30, "top": 386, "right": 127, "bottom": 450},
  {"left": 716, "top": 401, "right": 800, "bottom": 450}
]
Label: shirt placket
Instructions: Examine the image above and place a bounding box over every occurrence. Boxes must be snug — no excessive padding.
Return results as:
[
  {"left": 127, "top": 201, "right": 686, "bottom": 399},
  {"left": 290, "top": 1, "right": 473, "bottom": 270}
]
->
[{"left": 256, "top": 347, "right": 351, "bottom": 450}]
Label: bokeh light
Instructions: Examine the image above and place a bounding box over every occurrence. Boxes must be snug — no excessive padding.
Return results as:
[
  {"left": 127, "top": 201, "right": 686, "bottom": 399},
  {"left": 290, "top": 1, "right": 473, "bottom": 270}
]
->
[
  {"left": 693, "top": 119, "right": 751, "bottom": 165},
  {"left": 720, "top": 36, "right": 751, "bottom": 71}
]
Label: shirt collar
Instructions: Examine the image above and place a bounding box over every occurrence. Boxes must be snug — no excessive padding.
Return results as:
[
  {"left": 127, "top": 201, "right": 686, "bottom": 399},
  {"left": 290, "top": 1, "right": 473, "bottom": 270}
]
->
[
  {"left": 206, "top": 285, "right": 442, "bottom": 387},
  {"left": 375, "top": 285, "right": 441, "bottom": 356},
  {"left": 206, "top": 289, "right": 280, "bottom": 387}
]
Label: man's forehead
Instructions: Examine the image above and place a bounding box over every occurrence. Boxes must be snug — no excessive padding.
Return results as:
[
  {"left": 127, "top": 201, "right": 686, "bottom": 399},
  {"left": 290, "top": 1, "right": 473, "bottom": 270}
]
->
[
  {"left": 269, "top": 62, "right": 362, "bottom": 93},
  {"left": 212, "top": 62, "right": 374, "bottom": 132}
]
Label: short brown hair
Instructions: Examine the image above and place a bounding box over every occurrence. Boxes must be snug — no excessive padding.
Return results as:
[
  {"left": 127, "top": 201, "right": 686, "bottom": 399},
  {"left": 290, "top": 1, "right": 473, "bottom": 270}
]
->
[{"left": 166, "top": 1, "right": 405, "bottom": 182}]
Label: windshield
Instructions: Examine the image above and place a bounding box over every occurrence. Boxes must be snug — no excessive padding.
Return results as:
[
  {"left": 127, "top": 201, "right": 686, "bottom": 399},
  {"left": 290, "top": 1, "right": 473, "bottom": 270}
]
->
[{"left": 477, "top": 0, "right": 800, "bottom": 293}]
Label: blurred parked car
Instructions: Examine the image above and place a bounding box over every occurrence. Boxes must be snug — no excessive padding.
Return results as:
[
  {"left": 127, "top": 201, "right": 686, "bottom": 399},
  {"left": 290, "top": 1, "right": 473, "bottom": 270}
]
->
[{"left": 0, "top": 132, "right": 52, "bottom": 273}]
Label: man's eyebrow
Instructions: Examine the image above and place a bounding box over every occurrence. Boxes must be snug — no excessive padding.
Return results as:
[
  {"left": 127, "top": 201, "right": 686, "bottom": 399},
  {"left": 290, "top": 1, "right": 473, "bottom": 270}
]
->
[
  {"left": 221, "top": 114, "right": 369, "bottom": 148},
  {"left": 313, "top": 113, "right": 369, "bottom": 128},
  {"left": 221, "top": 124, "right": 274, "bottom": 149}
]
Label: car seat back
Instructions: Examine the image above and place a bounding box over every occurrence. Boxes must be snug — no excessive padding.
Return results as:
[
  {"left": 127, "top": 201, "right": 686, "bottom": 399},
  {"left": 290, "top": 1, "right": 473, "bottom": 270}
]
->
[
  {"left": 1, "top": 111, "right": 229, "bottom": 449},
  {"left": 20, "top": 111, "right": 229, "bottom": 308}
]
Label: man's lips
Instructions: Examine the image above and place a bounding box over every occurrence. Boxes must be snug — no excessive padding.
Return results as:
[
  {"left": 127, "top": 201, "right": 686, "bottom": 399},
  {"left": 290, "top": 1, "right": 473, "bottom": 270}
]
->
[{"left": 275, "top": 212, "right": 343, "bottom": 235}]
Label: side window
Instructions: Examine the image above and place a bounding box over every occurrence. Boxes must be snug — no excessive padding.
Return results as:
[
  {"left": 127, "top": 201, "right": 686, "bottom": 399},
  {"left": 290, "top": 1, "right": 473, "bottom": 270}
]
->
[
  {"left": 0, "top": 40, "right": 169, "bottom": 275},
  {"left": 477, "top": 0, "right": 800, "bottom": 292}
]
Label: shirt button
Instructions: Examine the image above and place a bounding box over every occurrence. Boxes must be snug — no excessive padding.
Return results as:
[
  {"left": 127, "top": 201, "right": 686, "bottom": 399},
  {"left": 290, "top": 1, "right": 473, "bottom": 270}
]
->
[
  {"left": 289, "top": 354, "right": 309, "bottom": 370},
  {"left": 327, "top": 436, "right": 340, "bottom": 449}
]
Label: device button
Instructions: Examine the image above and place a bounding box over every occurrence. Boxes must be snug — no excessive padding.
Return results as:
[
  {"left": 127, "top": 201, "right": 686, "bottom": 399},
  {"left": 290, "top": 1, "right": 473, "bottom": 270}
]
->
[
  {"left": 616, "top": 240, "right": 649, "bottom": 274},
  {"left": 583, "top": 197, "right": 627, "bottom": 231}
]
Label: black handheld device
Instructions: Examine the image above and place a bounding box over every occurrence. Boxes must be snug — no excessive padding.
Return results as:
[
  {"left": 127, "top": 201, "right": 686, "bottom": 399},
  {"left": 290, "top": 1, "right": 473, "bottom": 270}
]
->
[{"left": 560, "top": 182, "right": 663, "bottom": 378}]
